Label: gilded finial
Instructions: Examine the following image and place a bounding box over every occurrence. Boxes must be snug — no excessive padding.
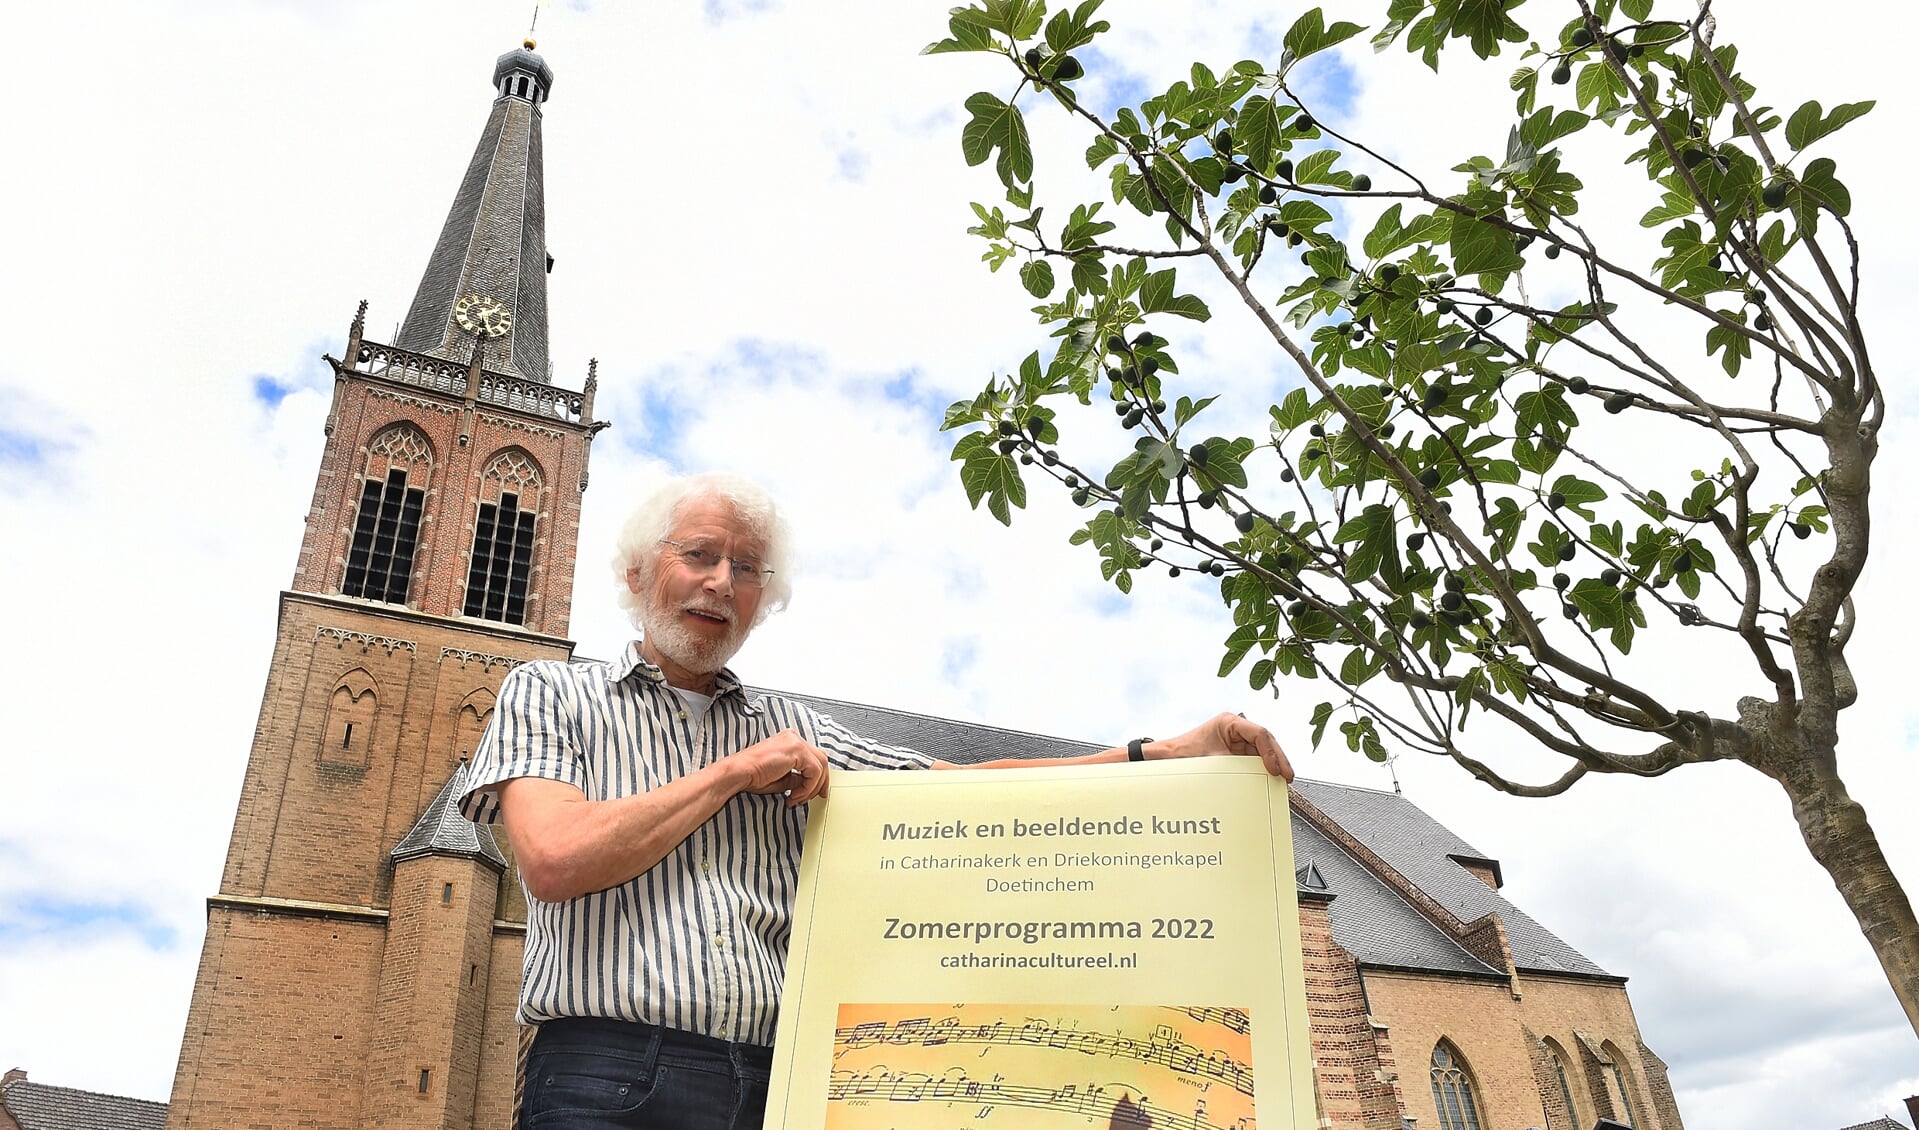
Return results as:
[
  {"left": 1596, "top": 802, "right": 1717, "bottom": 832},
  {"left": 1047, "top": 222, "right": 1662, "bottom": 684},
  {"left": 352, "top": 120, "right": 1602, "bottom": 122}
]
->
[{"left": 524, "top": 37, "right": 537, "bottom": 49}]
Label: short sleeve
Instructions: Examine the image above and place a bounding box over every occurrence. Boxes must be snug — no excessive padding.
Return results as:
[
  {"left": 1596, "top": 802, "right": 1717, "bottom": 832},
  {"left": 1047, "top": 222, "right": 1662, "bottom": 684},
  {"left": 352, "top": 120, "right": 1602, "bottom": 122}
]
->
[
  {"left": 812, "top": 710, "right": 934, "bottom": 771},
  {"left": 459, "top": 662, "right": 588, "bottom": 823},
  {"left": 740, "top": 693, "right": 931, "bottom": 771}
]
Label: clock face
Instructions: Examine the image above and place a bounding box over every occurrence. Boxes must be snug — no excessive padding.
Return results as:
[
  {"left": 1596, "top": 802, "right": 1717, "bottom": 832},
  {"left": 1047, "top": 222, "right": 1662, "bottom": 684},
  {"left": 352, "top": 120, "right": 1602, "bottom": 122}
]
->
[{"left": 453, "top": 293, "right": 513, "bottom": 339}]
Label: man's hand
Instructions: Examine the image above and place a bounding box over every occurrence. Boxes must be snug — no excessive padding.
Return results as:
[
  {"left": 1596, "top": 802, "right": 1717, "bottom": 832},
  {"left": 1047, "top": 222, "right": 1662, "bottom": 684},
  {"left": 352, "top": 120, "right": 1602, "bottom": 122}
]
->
[
  {"left": 1150, "top": 714, "right": 1294, "bottom": 781},
  {"left": 725, "top": 729, "right": 831, "bottom": 807}
]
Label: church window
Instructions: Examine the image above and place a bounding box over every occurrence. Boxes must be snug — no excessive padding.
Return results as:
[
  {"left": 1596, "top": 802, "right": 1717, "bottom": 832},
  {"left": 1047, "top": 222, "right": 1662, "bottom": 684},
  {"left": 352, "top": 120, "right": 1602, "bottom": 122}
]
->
[
  {"left": 417, "top": 1068, "right": 431, "bottom": 1095},
  {"left": 1550, "top": 1046, "right": 1581, "bottom": 1128},
  {"left": 1429, "top": 1041, "right": 1483, "bottom": 1130},
  {"left": 321, "top": 669, "right": 378, "bottom": 765},
  {"left": 464, "top": 451, "right": 543, "bottom": 624},
  {"left": 442, "top": 882, "right": 454, "bottom": 905},
  {"left": 343, "top": 426, "right": 433, "bottom": 605},
  {"left": 1605, "top": 1058, "right": 1637, "bottom": 1126}
]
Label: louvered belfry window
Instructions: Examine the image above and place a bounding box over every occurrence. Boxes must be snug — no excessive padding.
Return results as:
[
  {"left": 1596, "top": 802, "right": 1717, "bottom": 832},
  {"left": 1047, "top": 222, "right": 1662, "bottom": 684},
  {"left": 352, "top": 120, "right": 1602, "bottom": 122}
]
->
[
  {"left": 464, "top": 491, "right": 536, "bottom": 622},
  {"left": 463, "top": 450, "right": 544, "bottom": 626},
  {"left": 343, "top": 426, "right": 433, "bottom": 605}
]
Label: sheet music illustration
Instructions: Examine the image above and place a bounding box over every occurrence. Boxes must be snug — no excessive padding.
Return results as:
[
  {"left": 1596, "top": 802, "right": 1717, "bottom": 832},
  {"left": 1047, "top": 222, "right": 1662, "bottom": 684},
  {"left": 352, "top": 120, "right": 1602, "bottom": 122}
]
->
[{"left": 825, "top": 1002, "right": 1255, "bottom": 1130}]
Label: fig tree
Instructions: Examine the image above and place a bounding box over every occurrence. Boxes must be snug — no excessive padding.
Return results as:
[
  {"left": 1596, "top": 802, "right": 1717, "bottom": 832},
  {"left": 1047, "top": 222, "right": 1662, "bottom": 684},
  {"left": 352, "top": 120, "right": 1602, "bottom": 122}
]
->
[
  {"left": 1762, "top": 179, "right": 1789, "bottom": 209},
  {"left": 1474, "top": 307, "right": 1493, "bottom": 326},
  {"left": 1053, "top": 55, "right": 1083, "bottom": 80},
  {"left": 1558, "top": 542, "right": 1576, "bottom": 562},
  {"left": 1259, "top": 184, "right": 1277, "bottom": 204},
  {"left": 1604, "top": 392, "right": 1633, "bottom": 413},
  {"left": 1553, "top": 572, "right": 1571, "bottom": 590},
  {"left": 1418, "top": 467, "right": 1442, "bottom": 488},
  {"left": 1236, "top": 512, "right": 1256, "bottom": 533},
  {"left": 1351, "top": 174, "right": 1372, "bottom": 191},
  {"left": 1551, "top": 61, "right": 1572, "bottom": 84}
]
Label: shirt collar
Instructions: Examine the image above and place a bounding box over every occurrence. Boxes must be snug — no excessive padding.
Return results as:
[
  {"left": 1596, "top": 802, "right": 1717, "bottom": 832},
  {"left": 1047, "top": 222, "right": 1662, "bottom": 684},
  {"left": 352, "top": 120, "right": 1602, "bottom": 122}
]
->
[{"left": 613, "top": 639, "right": 755, "bottom": 710}]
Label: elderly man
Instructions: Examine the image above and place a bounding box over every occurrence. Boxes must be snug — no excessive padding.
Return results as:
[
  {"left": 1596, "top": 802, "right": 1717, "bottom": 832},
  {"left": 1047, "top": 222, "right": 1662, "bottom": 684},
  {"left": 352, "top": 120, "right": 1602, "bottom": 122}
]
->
[{"left": 461, "top": 472, "right": 1291, "bottom": 1130}]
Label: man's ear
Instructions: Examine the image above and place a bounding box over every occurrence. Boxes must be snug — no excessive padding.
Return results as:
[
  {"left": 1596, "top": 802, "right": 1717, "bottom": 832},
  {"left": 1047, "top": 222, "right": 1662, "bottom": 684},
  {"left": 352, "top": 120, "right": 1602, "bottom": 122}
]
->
[{"left": 625, "top": 565, "right": 646, "bottom": 595}]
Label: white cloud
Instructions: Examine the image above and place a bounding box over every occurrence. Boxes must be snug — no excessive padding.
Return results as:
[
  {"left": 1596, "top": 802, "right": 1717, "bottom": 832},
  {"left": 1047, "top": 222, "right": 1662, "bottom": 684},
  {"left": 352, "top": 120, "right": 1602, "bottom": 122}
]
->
[{"left": 1, "top": 0, "right": 1912, "bottom": 1123}]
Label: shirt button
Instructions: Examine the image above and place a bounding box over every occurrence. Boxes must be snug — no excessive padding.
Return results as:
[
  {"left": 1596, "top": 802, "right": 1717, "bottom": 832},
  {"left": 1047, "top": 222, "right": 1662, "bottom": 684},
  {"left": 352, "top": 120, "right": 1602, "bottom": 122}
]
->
[{"left": 714, "top": 935, "right": 727, "bottom": 948}]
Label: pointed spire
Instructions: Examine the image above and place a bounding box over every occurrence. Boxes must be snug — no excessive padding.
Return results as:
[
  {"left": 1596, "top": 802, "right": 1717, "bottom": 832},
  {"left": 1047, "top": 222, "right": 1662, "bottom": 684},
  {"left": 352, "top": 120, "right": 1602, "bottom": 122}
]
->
[
  {"left": 391, "top": 760, "right": 507, "bottom": 870},
  {"left": 394, "top": 42, "right": 557, "bottom": 383}
]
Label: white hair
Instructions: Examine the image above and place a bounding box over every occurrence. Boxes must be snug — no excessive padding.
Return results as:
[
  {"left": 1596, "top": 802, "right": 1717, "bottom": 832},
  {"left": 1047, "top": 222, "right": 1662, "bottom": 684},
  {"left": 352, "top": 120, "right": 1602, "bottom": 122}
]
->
[{"left": 610, "top": 473, "right": 794, "bottom": 629}]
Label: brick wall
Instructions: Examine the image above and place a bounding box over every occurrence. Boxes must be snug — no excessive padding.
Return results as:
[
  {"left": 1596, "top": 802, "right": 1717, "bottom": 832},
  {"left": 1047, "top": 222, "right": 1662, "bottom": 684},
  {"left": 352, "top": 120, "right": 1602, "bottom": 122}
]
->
[{"left": 165, "top": 908, "right": 384, "bottom": 1128}]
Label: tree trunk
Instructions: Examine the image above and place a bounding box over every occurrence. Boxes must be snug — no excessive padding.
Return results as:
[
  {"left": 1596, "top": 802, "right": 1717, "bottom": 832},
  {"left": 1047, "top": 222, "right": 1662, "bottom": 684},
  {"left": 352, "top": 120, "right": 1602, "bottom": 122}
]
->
[{"left": 1778, "top": 758, "right": 1919, "bottom": 1038}]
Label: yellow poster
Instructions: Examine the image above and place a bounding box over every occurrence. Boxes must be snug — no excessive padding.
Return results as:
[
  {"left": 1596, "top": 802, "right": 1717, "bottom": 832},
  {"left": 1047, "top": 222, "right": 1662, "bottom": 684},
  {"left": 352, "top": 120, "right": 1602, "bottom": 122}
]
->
[{"left": 766, "top": 758, "right": 1316, "bottom": 1130}]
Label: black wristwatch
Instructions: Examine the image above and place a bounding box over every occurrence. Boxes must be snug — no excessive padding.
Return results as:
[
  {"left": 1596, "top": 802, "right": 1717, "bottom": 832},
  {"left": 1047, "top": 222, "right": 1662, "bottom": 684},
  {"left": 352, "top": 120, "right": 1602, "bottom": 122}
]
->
[{"left": 1127, "top": 737, "right": 1153, "bottom": 762}]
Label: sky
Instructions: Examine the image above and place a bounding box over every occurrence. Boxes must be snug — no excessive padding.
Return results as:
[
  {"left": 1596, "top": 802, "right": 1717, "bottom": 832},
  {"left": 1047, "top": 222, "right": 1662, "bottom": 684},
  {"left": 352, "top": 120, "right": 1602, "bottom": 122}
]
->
[{"left": 1, "top": 1, "right": 1914, "bottom": 1127}]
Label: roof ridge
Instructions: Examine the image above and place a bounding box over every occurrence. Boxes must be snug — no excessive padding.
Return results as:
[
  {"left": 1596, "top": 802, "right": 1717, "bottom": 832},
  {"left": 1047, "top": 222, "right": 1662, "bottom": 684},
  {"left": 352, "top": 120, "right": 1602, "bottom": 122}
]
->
[
  {"left": 4, "top": 1078, "right": 168, "bottom": 1106},
  {"left": 751, "top": 685, "right": 1107, "bottom": 750}
]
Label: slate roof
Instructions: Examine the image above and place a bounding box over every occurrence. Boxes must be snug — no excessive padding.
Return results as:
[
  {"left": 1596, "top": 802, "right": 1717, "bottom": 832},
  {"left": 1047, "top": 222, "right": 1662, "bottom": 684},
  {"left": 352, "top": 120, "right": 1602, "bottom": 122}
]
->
[
  {"left": 1836, "top": 1120, "right": 1908, "bottom": 1130},
  {"left": 1291, "top": 780, "right": 1611, "bottom": 979},
  {"left": 0, "top": 1078, "right": 166, "bottom": 1130},
  {"left": 393, "top": 44, "right": 553, "bottom": 382},
  {"left": 392, "top": 758, "right": 507, "bottom": 868},
  {"left": 753, "top": 685, "right": 1612, "bottom": 981}
]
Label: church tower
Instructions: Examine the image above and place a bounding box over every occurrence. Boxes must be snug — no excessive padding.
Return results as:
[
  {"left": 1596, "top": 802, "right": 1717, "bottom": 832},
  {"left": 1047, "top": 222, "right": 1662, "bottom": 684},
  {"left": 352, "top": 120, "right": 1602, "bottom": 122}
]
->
[{"left": 166, "top": 40, "right": 602, "bottom": 1130}]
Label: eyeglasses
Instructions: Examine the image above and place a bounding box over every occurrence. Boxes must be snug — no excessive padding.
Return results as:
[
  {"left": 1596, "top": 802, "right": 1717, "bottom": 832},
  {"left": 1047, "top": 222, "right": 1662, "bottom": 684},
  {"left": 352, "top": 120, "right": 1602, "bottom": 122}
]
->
[{"left": 658, "top": 538, "right": 774, "bottom": 589}]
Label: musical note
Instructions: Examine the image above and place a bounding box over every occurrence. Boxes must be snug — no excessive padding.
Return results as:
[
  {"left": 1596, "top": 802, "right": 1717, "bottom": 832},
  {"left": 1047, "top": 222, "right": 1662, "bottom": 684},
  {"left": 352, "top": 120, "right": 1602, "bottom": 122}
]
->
[{"left": 827, "top": 1004, "right": 1256, "bottom": 1130}]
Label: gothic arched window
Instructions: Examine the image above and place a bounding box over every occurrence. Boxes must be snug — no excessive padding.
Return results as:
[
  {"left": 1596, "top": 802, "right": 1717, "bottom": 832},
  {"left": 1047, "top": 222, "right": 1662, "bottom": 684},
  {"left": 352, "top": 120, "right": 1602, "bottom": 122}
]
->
[
  {"left": 343, "top": 425, "right": 433, "bottom": 605},
  {"left": 1429, "top": 1041, "right": 1484, "bottom": 1130},
  {"left": 1544, "top": 1037, "right": 1584, "bottom": 1129},
  {"left": 454, "top": 687, "right": 495, "bottom": 762},
  {"left": 463, "top": 449, "right": 543, "bottom": 624},
  {"left": 1602, "top": 1042, "right": 1638, "bottom": 1126},
  {"left": 321, "top": 668, "right": 378, "bottom": 764}
]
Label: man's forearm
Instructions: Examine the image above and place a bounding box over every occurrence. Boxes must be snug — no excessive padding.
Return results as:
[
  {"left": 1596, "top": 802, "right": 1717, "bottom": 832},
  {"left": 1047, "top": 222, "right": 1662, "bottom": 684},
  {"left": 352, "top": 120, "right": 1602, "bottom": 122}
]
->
[{"left": 501, "top": 764, "right": 748, "bottom": 902}]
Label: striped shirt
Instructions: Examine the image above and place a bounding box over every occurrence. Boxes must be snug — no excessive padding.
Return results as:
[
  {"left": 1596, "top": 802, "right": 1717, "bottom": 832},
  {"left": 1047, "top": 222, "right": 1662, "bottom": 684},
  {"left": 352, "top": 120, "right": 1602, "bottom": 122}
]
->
[{"left": 459, "top": 641, "right": 932, "bottom": 1044}]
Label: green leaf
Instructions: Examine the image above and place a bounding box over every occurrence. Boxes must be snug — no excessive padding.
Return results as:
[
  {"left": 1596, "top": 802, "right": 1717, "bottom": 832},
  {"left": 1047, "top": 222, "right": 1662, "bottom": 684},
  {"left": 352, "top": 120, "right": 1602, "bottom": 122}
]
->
[
  {"left": 1332, "top": 503, "right": 1400, "bottom": 584},
  {"left": 958, "top": 449, "right": 1027, "bottom": 526},
  {"left": 1309, "top": 702, "right": 1334, "bottom": 748},
  {"left": 1640, "top": 190, "right": 1695, "bottom": 228},
  {"left": 1449, "top": 213, "right": 1525, "bottom": 278},
  {"left": 1282, "top": 8, "right": 1367, "bottom": 71},
  {"left": 1785, "top": 99, "right": 1874, "bottom": 152},
  {"left": 1139, "top": 268, "right": 1212, "bottom": 320},
  {"left": 1798, "top": 157, "right": 1853, "bottom": 217},
  {"left": 921, "top": 8, "right": 997, "bottom": 54},
  {"left": 1549, "top": 473, "right": 1608, "bottom": 520},
  {"left": 1019, "top": 259, "right": 1056, "bottom": 298},
  {"left": 1705, "top": 311, "right": 1752, "bottom": 377},
  {"left": 962, "top": 92, "right": 1034, "bottom": 189},
  {"left": 1045, "top": 0, "right": 1112, "bottom": 55},
  {"left": 1235, "top": 95, "right": 1288, "bottom": 172}
]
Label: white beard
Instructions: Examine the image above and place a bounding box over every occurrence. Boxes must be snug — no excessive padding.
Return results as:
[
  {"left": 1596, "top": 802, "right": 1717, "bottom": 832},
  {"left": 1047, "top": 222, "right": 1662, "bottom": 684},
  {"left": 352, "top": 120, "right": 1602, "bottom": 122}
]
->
[{"left": 640, "top": 599, "right": 749, "bottom": 675}]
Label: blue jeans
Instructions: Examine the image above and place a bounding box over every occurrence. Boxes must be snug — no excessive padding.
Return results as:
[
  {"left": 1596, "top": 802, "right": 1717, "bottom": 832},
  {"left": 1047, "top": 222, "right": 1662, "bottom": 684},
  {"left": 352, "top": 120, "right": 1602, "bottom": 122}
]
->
[{"left": 521, "top": 1017, "right": 772, "bottom": 1130}]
